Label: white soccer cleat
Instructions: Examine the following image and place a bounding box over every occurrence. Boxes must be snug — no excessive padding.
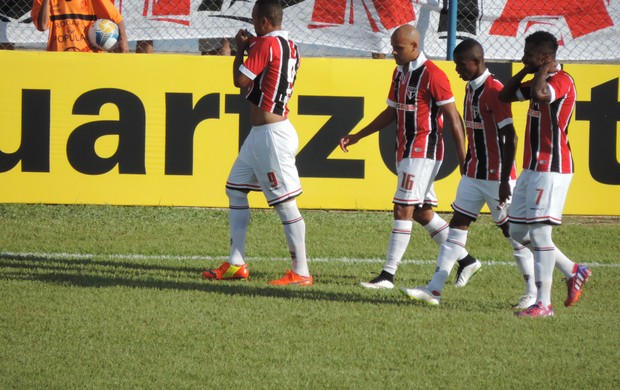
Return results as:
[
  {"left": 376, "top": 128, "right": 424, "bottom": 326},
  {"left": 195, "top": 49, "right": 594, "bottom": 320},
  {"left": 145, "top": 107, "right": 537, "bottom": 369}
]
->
[
  {"left": 454, "top": 259, "right": 482, "bottom": 287},
  {"left": 359, "top": 279, "right": 394, "bottom": 289},
  {"left": 399, "top": 286, "right": 441, "bottom": 305},
  {"left": 512, "top": 295, "right": 537, "bottom": 310},
  {"left": 359, "top": 272, "right": 395, "bottom": 289}
]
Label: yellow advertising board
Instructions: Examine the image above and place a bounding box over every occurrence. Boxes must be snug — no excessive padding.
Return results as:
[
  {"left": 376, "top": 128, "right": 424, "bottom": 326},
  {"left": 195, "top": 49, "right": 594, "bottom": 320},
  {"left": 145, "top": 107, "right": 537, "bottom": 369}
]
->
[{"left": 0, "top": 51, "right": 619, "bottom": 215}]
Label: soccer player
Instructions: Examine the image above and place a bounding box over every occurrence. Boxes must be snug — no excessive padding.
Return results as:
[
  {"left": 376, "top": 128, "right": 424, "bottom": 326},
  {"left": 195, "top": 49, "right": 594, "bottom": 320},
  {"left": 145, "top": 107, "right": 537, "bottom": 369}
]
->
[
  {"left": 400, "top": 38, "right": 536, "bottom": 306},
  {"left": 340, "top": 25, "right": 478, "bottom": 290},
  {"left": 498, "top": 31, "right": 591, "bottom": 317},
  {"left": 32, "top": 0, "right": 128, "bottom": 53},
  {"left": 202, "top": 0, "right": 312, "bottom": 286}
]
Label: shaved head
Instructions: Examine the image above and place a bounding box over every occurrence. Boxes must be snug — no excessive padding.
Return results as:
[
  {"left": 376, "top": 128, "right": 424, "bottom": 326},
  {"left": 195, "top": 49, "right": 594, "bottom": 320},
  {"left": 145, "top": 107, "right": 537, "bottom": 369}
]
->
[
  {"left": 390, "top": 24, "right": 420, "bottom": 65},
  {"left": 453, "top": 38, "right": 484, "bottom": 62},
  {"left": 392, "top": 24, "right": 419, "bottom": 45}
]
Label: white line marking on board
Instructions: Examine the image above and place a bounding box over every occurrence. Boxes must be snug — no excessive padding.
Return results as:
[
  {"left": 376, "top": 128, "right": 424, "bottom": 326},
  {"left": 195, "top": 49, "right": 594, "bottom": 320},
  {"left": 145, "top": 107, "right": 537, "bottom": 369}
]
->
[{"left": 1, "top": 251, "right": 619, "bottom": 268}]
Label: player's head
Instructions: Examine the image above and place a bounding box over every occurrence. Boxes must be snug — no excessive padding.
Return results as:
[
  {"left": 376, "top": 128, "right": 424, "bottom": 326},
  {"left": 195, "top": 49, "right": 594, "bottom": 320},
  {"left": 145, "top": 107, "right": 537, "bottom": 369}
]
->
[
  {"left": 252, "top": 0, "right": 283, "bottom": 36},
  {"left": 390, "top": 24, "right": 420, "bottom": 65},
  {"left": 522, "top": 31, "right": 558, "bottom": 70},
  {"left": 453, "top": 38, "right": 485, "bottom": 81}
]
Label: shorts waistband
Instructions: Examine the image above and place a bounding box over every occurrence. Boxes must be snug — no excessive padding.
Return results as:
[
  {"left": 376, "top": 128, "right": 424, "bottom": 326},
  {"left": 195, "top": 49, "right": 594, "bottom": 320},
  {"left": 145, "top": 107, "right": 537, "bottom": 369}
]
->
[{"left": 252, "top": 119, "right": 291, "bottom": 131}]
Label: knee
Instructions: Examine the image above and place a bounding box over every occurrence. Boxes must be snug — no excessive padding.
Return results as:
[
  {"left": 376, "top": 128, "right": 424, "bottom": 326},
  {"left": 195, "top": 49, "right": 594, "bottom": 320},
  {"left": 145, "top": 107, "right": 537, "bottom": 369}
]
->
[
  {"left": 529, "top": 224, "right": 554, "bottom": 248},
  {"left": 509, "top": 223, "right": 529, "bottom": 244},
  {"left": 412, "top": 205, "right": 432, "bottom": 224},
  {"left": 226, "top": 187, "right": 249, "bottom": 207}
]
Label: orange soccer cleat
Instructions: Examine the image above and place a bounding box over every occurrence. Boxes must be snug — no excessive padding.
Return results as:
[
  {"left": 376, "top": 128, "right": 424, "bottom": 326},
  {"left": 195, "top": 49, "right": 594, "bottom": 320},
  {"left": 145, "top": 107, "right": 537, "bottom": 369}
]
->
[
  {"left": 202, "top": 262, "right": 249, "bottom": 280},
  {"left": 269, "top": 270, "right": 313, "bottom": 286}
]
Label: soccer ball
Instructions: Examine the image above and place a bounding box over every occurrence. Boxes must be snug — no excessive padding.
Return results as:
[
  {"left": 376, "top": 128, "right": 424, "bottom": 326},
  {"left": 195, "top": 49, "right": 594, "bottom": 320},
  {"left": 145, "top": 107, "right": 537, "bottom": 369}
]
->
[{"left": 88, "top": 19, "right": 120, "bottom": 52}]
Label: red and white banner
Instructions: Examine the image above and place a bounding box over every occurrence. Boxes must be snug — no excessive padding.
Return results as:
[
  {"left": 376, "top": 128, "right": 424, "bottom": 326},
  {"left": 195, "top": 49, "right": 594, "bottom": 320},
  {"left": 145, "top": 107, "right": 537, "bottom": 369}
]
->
[{"left": 2, "top": 0, "right": 618, "bottom": 60}]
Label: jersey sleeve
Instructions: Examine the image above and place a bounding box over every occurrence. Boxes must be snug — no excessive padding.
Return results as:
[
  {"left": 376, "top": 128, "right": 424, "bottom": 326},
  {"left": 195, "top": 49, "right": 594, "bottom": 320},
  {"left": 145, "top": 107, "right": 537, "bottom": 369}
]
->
[
  {"left": 429, "top": 67, "right": 455, "bottom": 106},
  {"left": 240, "top": 38, "right": 271, "bottom": 81},
  {"left": 488, "top": 81, "right": 514, "bottom": 129},
  {"left": 546, "top": 72, "right": 573, "bottom": 103},
  {"left": 93, "top": 0, "right": 123, "bottom": 24}
]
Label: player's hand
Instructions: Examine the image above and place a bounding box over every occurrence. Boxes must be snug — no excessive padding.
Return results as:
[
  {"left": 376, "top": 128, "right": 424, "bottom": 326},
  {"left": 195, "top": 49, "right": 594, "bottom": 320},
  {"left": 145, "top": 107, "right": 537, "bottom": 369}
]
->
[
  {"left": 539, "top": 61, "right": 559, "bottom": 75},
  {"left": 118, "top": 39, "right": 129, "bottom": 53},
  {"left": 498, "top": 180, "right": 512, "bottom": 208},
  {"left": 339, "top": 134, "right": 359, "bottom": 152},
  {"left": 235, "top": 29, "right": 253, "bottom": 52}
]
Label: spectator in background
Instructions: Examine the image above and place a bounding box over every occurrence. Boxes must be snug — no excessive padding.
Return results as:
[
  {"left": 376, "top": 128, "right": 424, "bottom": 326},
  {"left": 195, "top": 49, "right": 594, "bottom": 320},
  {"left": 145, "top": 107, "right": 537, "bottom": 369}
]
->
[
  {"left": 199, "top": 37, "right": 236, "bottom": 55},
  {"left": 31, "top": 0, "right": 128, "bottom": 52},
  {"left": 136, "top": 40, "right": 154, "bottom": 53}
]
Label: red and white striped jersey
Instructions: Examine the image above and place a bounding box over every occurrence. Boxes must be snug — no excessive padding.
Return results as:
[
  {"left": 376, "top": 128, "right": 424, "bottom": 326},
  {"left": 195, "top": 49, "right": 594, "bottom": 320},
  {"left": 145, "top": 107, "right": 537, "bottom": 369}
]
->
[
  {"left": 239, "top": 30, "right": 300, "bottom": 118},
  {"left": 517, "top": 69, "right": 576, "bottom": 174},
  {"left": 463, "top": 70, "right": 517, "bottom": 181},
  {"left": 386, "top": 52, "right": 455, "bottom": 162}
]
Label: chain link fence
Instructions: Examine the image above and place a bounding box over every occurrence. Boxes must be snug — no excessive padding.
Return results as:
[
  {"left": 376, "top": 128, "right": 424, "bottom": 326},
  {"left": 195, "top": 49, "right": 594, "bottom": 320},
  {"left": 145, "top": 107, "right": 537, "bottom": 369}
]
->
[{"left": 1, "top": 1, "right": 618, "bottom": 61}]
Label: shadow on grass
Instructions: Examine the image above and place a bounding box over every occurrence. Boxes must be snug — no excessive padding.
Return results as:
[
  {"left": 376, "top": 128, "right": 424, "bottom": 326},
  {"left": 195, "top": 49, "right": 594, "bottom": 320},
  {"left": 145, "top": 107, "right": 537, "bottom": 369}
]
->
[{"left": 0, "top": 253, "right": 416, "bottom": 307}]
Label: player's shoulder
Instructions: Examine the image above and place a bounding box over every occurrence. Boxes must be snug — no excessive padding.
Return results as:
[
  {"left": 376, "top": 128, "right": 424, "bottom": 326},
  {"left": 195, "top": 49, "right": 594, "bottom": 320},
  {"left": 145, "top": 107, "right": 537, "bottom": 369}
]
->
[
  {"left": 485, "top": 74, "right": 505, "bottom": 92},
  {"left": 423, "top": 59, "right": 442, "bottom": 71},
  {"left": 554, "top": 69, "right": 575, "bottom": 83}
]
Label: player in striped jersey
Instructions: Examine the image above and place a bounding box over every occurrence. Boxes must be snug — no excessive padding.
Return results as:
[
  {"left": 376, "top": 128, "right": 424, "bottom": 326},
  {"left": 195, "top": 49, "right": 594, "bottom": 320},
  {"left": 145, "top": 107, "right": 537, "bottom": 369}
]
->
[
  {"left": 340, "top": 24, "right": 478, "bottom": 290},
  {"left": 499, "top": 31, "right": 591, "bottom": 317},
  {"left": 202, "top": 0, "right": 312, "bottom": 286},
  {"left": 401, "top": 38, "right": 536, "bottom": 305},
  {"left": 32, "top": 0, "right": 128, "bottom": 52}
]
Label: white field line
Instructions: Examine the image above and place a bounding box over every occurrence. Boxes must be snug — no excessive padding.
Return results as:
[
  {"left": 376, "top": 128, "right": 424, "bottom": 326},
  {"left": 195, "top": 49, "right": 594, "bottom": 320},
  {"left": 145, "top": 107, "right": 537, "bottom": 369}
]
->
[{"left": 1, "top": 251, "right": 619, "bottom": 268}]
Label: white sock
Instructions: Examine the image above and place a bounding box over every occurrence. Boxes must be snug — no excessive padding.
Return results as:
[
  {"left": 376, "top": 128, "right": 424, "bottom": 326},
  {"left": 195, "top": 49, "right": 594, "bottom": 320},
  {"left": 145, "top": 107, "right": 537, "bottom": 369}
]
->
[
  {"left": 422, "top": 213, "right": 449, "bottom": 245},
  {"left": 554, "top": 248, "right": 576, "bottom": 278},
  {"left": 384, "top": 220, "right": 413, "bottom": 275},
  {"left": 227, "top": 192, "right": 250, "bottom": 266},
  {"left": 427, "top": 228, "right": 468, "bottom": 294},
  {"left": 530, "top": 224, "right": 556, "bottom": 307},
  {"left": 507, "top": 237, "right": 536, "bottom": 296},
  {"left": 275, "top": 200, "right": 309, "bottom": 277}
]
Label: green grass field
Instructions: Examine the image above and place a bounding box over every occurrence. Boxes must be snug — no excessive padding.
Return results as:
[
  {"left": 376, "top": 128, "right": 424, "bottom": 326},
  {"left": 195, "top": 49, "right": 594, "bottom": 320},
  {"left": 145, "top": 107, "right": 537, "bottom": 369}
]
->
[{"left": 1, "top": 204, "right": 619, "bottom": 389}]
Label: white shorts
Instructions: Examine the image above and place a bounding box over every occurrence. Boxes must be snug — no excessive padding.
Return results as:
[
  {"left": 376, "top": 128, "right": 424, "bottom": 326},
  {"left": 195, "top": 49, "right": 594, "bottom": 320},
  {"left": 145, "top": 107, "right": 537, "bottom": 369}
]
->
[
  {"left": 451, "top": 176, "right": 516, "bottom": 225},
  {"left": 508, "top": 170, "right": 572, "bottom": 225},
  {"left": 393, "top": 158, "right": 441, "bottom": 207},
  {"left": 226, "top": 120, "right": 302, "bottom": 206}
]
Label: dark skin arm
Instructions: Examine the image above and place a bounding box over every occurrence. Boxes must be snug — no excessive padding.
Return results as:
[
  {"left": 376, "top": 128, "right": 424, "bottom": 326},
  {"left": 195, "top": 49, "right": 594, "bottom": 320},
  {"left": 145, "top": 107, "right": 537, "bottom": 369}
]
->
[
  {"left": 339, "top": 107, "right": 396, "bottom": 152},
  {"left": 498, "top": 123, "right": 517, "bottom": 205},
  {"left": 233, "top": 29, "right": 252, "bottom": 89},
  {"left": 439, "top": 102, "right": 466, "bottom": 174},
  {"left": 498, "top": 65, "right": 535, "bottom": 103},
  {"left": 530, "top": 62, "right": 559, "bottom": 102}
]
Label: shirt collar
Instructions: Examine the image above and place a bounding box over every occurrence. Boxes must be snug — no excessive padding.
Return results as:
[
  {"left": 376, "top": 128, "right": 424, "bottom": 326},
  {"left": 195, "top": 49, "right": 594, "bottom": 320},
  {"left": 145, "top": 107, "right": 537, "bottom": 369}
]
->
[
  {"left": 399, "top": 51, "right": 427, "bottom": 73},
  {"left": 263, "top": 30, "right": 288, "bottom": 39},
  {"left": 468, "top": 69, "right": 491, "bottom": 90}
]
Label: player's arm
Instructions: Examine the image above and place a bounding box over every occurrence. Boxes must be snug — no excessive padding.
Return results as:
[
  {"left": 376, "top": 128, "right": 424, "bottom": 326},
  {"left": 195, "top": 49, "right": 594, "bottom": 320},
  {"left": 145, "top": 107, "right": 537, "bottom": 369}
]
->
[
  {"left": 32, "top": 0, "right": 50, "bottom": 32},
  {"left": 498, "top": 66, "right": 534, "bottom": 103},
  {"left": 439, "top": 102, "right": 466, "bottom": 173},
  {"left": 530, "top": 62, "right": 558, "bottom": 102},
  {"left": 498, "top": 123, "right": 517, "bottom": 204},
  {"left": 339, "top": 107, "right": 396, "bottom": 152},
  {"left": 115, "top": 20, "right": 129, "bottom": 53},
  {"left": 233, "top": 29, "right": 254, "bottom": 89}
]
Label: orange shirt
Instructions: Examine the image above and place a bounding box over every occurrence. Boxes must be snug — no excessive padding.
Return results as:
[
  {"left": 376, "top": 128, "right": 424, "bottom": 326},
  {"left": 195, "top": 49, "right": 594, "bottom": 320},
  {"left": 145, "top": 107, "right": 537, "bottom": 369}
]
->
[{"left": 32, "top": 0, "right": 123, "bottom": 52}]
